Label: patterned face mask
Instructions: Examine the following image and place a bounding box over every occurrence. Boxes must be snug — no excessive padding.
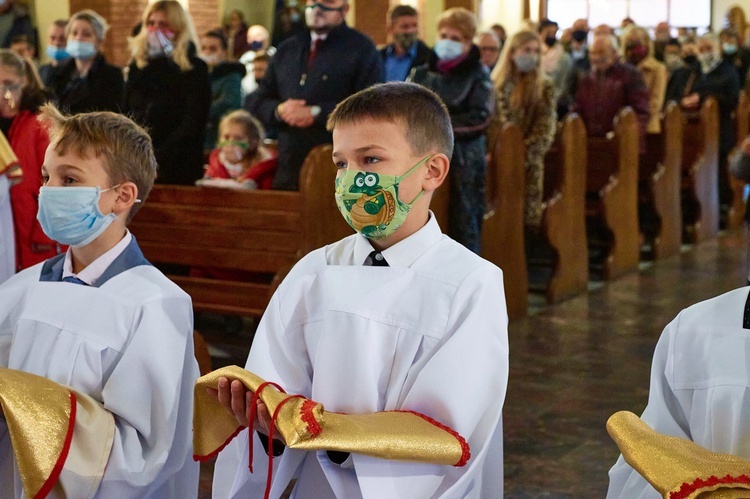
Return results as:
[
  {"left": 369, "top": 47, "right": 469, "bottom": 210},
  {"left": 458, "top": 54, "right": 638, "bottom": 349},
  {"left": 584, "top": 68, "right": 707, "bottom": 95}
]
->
[{"left": 335, "top": 156, "right": 430, "bottom": 240}]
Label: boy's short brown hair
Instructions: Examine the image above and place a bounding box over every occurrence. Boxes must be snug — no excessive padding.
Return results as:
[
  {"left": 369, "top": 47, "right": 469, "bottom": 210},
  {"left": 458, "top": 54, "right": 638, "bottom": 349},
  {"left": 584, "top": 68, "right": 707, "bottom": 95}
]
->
[
  {"left": 38, "top": 103, "right": 157, "bottom": 222},
  {"left": 326, "top": 82, "right": 454, "bottom": 160}
]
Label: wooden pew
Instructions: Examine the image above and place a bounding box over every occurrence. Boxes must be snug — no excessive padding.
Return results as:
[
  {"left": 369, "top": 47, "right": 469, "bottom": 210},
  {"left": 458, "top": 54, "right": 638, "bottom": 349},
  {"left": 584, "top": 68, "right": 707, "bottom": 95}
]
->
[
  {"left": 482, "top": 122, "right": 528, "bottom": 319},
  {"left": 129, "top": 144, "right": 352, "bottom": 317},
  {"left": 640, "top": 102, "right": 683, "bottom": 260},
  {"left": 727, "top": 91, "right": 750, "bottom": 229},
  {"left": 585, "top": 107, "right": 640, "bottom": 280},
  {"left": 681, "top": 97, "right": 719, "bottom": 243},
  {"left": 538, "top": 113, "right": 589, "bottom": 302}
]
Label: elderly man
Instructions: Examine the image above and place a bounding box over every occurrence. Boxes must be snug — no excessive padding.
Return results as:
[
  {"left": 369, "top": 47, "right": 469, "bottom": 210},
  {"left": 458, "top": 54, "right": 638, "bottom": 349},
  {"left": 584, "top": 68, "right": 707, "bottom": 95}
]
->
[
  {"left": 666, "top": 33, "right": 740, "bottom": 221},
  {"left": 379, "top": 4, "right": 434, "bottom": 82},
  {"left": 239, "top": 25, "right": 276, "bottom": 95},
  {"left": 475, "top": 30, "right": 501, "bottom": 72},
  {"left": 248, "top": 0, "right": 382, "bottom": 190},
  {"left": 572, "top": 35, "right": 649, "bottom": 143}
]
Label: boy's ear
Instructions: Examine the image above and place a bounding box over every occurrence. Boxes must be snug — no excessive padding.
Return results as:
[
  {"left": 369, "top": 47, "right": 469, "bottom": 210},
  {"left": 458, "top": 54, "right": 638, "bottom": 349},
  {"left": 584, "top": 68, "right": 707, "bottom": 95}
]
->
[
  {"left": 113, "top": 182, "right": 139, "bottom": 216},
  {"left": 422, "top": 153, "right": 450, "bottom": 193}
]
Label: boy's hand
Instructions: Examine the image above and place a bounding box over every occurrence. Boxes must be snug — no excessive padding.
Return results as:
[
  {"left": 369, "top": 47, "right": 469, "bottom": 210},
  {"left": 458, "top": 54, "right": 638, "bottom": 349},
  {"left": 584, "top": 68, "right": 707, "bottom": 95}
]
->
[{"left": 206, "top": 377, "right": 284, "bottom": 443}]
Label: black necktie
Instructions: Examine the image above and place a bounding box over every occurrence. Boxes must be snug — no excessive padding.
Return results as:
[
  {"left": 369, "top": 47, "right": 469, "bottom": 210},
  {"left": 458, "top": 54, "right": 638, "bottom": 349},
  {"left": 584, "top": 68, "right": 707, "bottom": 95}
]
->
[
  {"left": 62, "top": 276, "right": 89, "bottom": 286},
  {"left": 365, "top": 250, "right": 389, "bottom": 267}
]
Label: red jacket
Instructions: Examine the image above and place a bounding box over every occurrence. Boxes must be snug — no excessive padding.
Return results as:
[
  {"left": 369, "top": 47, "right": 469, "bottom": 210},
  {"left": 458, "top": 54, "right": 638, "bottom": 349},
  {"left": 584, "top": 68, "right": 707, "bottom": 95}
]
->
[
  {"left": 9, "top": 110, "right": 64, "bottom": 270},
  {"left": 205, "top": 148, "right": 277, "bottom": 189}
]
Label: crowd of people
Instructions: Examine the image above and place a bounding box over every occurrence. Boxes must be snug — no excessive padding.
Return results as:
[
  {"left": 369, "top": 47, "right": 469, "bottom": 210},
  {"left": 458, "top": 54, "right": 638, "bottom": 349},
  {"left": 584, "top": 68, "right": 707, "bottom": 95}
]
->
[{"left": 2, "top": 0, "right": 747, "bottom": 276}]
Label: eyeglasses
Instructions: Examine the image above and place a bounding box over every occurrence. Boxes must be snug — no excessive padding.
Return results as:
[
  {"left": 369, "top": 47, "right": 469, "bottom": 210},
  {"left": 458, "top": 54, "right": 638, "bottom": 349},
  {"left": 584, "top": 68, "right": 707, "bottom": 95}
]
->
[
  {"left": 0, "top": 82, "right": 22, "bottom": 93},
  {"left": 479, "top": 46, "right": 500, "bottom": 53}
]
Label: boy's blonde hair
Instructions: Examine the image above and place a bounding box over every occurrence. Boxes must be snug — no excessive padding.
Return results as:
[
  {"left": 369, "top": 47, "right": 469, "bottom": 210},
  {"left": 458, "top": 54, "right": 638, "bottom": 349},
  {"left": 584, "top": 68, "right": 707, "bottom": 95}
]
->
[
  {"left": 38, "top": 103, "right": 157, "bottom": 222},
  {"left": 129, "top": 0, "right": 198, "bottom": 71},
  {"left": 327, "top": 82, "right": 454, "bottom": 159},
  {"left": 218, "top": 109, "right": 265, "bottom": 145}
]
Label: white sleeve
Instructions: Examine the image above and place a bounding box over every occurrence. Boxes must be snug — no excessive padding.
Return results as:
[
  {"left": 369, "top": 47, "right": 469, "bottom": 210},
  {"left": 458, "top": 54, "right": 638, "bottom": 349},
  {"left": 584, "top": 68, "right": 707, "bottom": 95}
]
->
[
  {"left": 93, "top": 295, "right": 200, "bottom": 497},
  {"left": 354, "top": 265, "right": 509, "bottom": 499},
  {"left": 0, "top": 174, "right": 14, "bottom": 285},
  {"left": 607, "top": 315, "right": 690, "bottom": 499}
]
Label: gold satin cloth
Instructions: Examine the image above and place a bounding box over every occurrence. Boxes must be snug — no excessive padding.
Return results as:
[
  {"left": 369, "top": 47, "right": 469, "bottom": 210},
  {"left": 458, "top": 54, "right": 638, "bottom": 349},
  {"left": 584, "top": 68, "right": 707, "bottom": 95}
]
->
[
  {"left": 0, "top": 128, "right": 21, "bottom": 180},
  {"left": 0, "top": 368, "right": 75, "bottom": 498},
  {"left": 194, "top": 365, "right": 469, "bottom": 466},
  {"left": 607, "top": 411, "right": 750, "bottom": 498}
]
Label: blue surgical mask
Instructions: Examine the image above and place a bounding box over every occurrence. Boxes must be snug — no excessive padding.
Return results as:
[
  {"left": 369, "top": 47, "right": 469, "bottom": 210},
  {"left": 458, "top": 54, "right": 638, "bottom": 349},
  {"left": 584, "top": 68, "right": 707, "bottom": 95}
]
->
[
  {"left": 434, "top": 39, "right": 464, "bottom": 61},
  {"left": 45, "top": 45, "right": 69, "bottom": 62},
  {"left": 723, "top": 43, "right": 738, "bottom": 55},
  {"left": 65, "top": 40, "right": 97, "bottom": 60},
  {"left": 37, "top": 185, "right": 119, "bottom": 247},
  {"left": 513, "top": 53, "right": 538, "bottom": 73}
]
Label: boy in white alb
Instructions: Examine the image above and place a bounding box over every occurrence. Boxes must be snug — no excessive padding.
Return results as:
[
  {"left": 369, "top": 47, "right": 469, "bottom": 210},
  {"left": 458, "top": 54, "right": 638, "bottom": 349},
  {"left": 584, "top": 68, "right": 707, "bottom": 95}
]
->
[
  {"left": 0, "top": 105, "right": 199, "bottom": 498},
  {"left": 210, "top": 82, "right": 509, "bottom": 498},
  {"left": 607, "top": 286, "right": 750, "bottom": 497}
]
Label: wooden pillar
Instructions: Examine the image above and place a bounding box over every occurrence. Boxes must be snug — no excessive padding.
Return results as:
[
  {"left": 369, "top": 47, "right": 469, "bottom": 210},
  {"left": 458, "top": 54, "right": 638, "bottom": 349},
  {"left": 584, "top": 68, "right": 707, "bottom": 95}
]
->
[{"left": 353, "top": 0, "right": 389, "bottom": 46}]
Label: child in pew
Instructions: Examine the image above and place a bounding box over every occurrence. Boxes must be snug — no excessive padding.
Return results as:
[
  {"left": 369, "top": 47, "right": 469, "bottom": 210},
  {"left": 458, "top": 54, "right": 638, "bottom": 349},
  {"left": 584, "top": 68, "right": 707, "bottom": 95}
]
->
[
  {"left": 208, "top": 82, "right": 509, "bottom": 499},
  {"left": 196, "top": 109, "right": 277, "bottom": 190},
  {"left": 0, "top": 104, "right": 200, "bottom": 497}
]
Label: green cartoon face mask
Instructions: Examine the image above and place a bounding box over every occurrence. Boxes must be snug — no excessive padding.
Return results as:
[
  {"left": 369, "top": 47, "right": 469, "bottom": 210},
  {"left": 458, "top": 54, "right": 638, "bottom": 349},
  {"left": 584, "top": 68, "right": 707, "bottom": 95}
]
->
[{"left": 335, "top": 156, "right": 430, "bottom": 240}]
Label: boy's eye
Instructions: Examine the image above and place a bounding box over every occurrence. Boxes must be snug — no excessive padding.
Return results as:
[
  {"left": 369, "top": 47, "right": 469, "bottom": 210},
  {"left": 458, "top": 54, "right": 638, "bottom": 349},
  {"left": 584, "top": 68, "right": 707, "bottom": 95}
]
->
[
  {"left": 65, "top": 177, "right": 77, "bottom": 184},
  {"left": 365, "top": 156, "right": 380, "bottom": 164},
  {"left": 335, "top": 161, "right": 347, "bottom": 169},
  {"left": 41, "top": 175, "right": 49, "bottom": 185}
]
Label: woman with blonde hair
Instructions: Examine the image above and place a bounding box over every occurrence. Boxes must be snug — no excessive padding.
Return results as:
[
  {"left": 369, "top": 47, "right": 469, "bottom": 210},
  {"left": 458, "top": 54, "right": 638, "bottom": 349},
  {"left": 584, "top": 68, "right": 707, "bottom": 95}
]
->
[
  {"left": 489, "top": 30, "right": 556, "bottom": 229},
  {"left": 410, "top": 7, "right": 492, "bottom": 254},
  {"left": 622, "top": 25, "right": 667, "bottom": 134},
  {"left": 124, "top": 0, "right": 210, "bottom": 185}
]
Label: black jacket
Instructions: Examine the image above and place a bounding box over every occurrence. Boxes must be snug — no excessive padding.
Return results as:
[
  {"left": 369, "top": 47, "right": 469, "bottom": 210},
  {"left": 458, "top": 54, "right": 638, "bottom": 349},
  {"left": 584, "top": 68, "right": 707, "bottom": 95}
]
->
[
  {"left": 124, "top": 49, "right": 211, "bottom": 185},
  {"left": 248, "top": 22, "right": 383, "bottom": 190},
  {"left": 47, "top": 53, "right": 124, "bottom": 115},
  {"left": 410, "top": 45, "right": 493, "bottom": 141},
  {"left": 378, "top": 39, "right": 436, "bottom": 81},
  {"left": 0, "top": 6, "right": 36, "bottom": 49},
  {"left": 666, "top": 60, "right": 740, "bottom": 153}
]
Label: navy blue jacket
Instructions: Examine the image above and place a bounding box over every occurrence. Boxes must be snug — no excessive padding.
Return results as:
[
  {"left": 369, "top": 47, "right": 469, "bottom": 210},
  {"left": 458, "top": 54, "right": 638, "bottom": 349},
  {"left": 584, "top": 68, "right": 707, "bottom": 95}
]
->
[{"left": 249, "top": 23, "right": 383, "bottom": 190}]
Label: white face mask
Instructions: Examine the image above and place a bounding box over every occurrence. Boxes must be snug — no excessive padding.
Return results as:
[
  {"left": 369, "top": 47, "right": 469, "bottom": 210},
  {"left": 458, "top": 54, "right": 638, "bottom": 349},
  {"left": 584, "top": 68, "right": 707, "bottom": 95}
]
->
[{"left": 434, "top": 39, "right": 464, "bottom": 61}]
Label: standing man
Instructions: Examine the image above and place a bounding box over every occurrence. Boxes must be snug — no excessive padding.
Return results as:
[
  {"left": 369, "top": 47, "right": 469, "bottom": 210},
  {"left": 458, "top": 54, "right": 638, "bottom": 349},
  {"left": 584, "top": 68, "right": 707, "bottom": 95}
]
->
[
  {"left": 39, "top": 19, "right": 69, "bottom": 86},
  {"left": 379, "top": 5, "right": 433, "bottom": 82},
  {"left": 249, "top": 0, "right": 383, "bottom": 190}
]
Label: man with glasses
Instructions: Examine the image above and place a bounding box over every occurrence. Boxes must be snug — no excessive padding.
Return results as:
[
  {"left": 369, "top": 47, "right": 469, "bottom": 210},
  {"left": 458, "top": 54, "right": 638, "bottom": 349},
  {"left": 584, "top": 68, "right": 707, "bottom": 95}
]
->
[
  {"left": 475, "top": 30, "right": 501, "bottom": 72},
  {"left": 247, "top": 0, "right": 383, "bottom": 190}
]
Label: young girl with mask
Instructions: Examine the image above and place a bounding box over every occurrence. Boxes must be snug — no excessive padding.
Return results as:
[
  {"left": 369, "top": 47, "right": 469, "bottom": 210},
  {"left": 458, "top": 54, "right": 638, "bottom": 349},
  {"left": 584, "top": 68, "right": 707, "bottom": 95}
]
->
[
  {"left": 198, "top": 109, "right": 277, "bottom": 190},
  {"left": 489, "top": 30, "right": 556, "bottom": 230},
  {"left": 0, "top": 50, "right": 64, "bottom": 272},
  {"left": 46, "top": 9, "right": 123, "bottom": 114},
  {"left": 409, "top": 7, "right": 491, "bottom": 254},
  {"left": 124, "top": 0, "right": 210, "bottom": 185}
]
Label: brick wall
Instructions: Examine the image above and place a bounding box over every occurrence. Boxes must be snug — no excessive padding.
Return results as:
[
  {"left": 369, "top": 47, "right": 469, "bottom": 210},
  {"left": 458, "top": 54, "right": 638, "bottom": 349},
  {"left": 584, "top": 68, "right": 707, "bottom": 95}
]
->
[{"left": 68, "top": 0, "right": 220, "bottom": 68}]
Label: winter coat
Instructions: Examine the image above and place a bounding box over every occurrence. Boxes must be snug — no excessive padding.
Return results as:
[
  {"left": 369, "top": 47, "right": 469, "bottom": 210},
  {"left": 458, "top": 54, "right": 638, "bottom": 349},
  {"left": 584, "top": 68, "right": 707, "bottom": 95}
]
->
[
  {"left": 205, "top": 61, "right": 245, "bottom": 150},
  {"left": 47, "top": 53, "right": 124, "bottom": 114}
]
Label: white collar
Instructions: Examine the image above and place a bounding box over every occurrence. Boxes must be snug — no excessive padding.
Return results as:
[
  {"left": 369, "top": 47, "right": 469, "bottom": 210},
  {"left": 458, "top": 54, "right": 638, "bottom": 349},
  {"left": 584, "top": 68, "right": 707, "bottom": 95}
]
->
[
  {"left": 62, "top": 230, "right": 133, "bottom": 285},
  {"left": 353, "top": 212, "right": 442, "bottom": 268},
  {"left": 311, "top": 32, "right": 328, "bottom": 44}
]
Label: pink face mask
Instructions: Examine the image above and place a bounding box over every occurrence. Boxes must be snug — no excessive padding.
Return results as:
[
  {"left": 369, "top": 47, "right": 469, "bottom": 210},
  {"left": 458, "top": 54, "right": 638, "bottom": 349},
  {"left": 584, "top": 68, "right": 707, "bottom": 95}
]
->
[{"left": 146, "top": 27, "right": 175, "bottom": 58}]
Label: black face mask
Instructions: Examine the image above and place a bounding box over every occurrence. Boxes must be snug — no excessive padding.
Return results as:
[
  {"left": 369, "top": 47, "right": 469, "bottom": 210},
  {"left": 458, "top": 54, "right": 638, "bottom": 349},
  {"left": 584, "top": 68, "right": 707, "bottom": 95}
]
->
[
  {"left": 683, "top": 54, "right": 698, "bottom": 65},
  {"left": 544, "top": 36, "right": 557, "bottom": 48}
]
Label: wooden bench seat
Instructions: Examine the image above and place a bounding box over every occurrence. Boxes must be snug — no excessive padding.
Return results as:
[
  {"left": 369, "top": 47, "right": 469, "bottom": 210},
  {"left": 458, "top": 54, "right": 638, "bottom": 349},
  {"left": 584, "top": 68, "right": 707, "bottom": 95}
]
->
[
  {"left": 681, "top": 97, "right": 719, "bottom": 243},
  {"left": 727, "top": 90, "right": 749, "bottom": 229},
  {"left": 537, "top": 113, "right": 589, "bottom": 302},
  {"left": 482, "top": 122, "right": 527, "bottom": 319},
  {"left": 639, "top": 102, "right": 683, "bottom": 260},
  {"left": 130, "top": 144, "right": 352, "bottom": 317},
  {"left": 585, "top": 107, "right": 640, "bottom": 280}
]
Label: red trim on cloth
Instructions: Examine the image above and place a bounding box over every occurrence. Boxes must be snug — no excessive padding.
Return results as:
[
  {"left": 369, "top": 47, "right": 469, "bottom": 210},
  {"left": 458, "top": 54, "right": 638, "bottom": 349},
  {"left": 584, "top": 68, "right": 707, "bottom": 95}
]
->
[
  {"left": 193, "top": 425, "right": 245, "bottom": 462},
  {"left": 299, "top": 399, "right": 322, "bottom": 437},
  {"left": 670, "top": 474, "right": 750, "bottom": 499},
  {"left": 34, "top": 392, "right": 77, "bottom": 499},
  {"left": 395, "top": 410, "right": 471, "bottom": 467}
]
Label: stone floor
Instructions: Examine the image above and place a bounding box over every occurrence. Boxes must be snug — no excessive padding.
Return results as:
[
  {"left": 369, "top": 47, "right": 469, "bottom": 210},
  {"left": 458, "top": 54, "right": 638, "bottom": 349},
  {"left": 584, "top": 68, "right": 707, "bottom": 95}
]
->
[{"left": 198, "top": 227, "right": 749, "bottom": 498}]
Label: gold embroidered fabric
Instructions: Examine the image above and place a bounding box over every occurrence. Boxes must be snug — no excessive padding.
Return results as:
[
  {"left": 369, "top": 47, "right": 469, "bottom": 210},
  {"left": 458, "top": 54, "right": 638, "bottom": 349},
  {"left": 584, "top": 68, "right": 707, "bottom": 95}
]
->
[
  {"left": 0, "top": 129, "right": 19, "bottom": 176},
  {"left": 194, "top": 366, "right": 469, "bottom": 466},
  {"left": 0, "top": 368, "right": 75, "bottom": 498},
  {"left": 607, "top": 411, "right": 750, "bottom": 498}
]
